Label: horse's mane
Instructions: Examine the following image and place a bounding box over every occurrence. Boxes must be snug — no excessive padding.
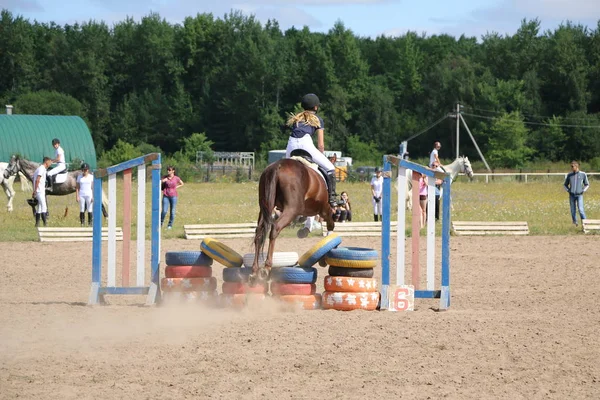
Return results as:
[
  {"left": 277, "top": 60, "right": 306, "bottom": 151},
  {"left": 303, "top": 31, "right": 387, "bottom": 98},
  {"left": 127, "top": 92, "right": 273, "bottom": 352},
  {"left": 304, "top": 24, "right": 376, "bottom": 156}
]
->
[{"left": 286, "top": 111, "right": 321, "bottom": 128}]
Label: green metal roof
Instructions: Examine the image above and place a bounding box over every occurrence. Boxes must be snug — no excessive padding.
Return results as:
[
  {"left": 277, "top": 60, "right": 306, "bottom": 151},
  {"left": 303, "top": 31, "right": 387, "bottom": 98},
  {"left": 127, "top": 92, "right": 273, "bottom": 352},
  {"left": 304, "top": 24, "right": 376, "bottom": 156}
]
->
[{"left": 0, "top": 115, "right": 96, "bottom": 169}]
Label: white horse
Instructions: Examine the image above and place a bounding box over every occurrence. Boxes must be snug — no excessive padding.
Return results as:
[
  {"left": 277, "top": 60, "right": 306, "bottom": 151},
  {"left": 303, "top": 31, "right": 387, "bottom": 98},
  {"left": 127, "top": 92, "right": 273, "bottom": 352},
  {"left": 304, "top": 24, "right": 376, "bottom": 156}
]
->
[
  {"left": 0, "top": 162, "right": 32, "bottom": 212},
  {"left": 402, "top": 156, "right": 473, "bottom": 210}
]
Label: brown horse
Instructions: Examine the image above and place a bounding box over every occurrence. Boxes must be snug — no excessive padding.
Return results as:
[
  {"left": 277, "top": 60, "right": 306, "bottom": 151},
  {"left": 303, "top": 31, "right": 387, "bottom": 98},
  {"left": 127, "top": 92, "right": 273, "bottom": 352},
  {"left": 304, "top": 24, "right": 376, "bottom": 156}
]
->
[{"left": 250, "top": 156, "right": 335, "bottom": 283}]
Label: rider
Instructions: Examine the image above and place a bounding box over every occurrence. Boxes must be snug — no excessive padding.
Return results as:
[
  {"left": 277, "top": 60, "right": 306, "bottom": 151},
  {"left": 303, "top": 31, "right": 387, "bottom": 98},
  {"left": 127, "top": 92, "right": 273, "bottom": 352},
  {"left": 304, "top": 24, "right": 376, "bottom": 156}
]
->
[
  {"left": 46, "top": 138, "right": 66, "bottom": 191},
  {"left": 285, "top": 93, "right": 337, "bottom": 207},
  {"left": 32, "top": 157, "right": 53, "bottom": 227}
]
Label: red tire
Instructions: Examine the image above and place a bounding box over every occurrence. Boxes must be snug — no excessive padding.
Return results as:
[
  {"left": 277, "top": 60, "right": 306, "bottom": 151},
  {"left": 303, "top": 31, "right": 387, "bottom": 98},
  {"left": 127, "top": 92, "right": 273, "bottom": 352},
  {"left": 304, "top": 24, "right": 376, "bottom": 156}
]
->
[
  {"left": 322, "top": 291, "right": 379, "bottom": 311},
  {"left": 276, "top": 294, "right": 321, "bottom": 310},
  {"left": 324, "top": 276, "right": 378, "bottom": 293},
  {"left": 222, "top": 282, "right": 268, "bottom": 295},
  {"left": 161, "top": 277, "right": 217, "bottom": 292},
  {"left": 165, "top": 265, "right": 212, "bottom": 278},
  {"left": 270, "top": 283, "right": 316, "bottom": 296}
]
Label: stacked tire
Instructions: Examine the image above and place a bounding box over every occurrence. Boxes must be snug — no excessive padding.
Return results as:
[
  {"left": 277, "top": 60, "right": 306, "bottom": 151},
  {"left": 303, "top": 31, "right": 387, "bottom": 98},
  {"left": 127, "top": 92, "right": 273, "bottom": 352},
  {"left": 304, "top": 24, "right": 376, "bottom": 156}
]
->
[
  {"left": 200, "top": 238, "right": 266, "bottom": 309},
  {"left": 162, "top": 251, "right": 217, "bottom": 304},
  {"left": 271, "top": 234, "right": 342, "bottom": 310},
  {"left": 322, "top": 247, "right": 380, "bottom": 311}
]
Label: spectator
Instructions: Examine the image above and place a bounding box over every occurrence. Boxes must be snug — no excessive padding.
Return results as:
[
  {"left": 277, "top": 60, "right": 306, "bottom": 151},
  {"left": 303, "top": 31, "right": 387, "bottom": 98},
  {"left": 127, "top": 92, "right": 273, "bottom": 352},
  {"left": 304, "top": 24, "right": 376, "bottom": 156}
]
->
[
  {"left": 32, "top": 157, "right": 52, "bottom": 227},
  {"left": 429, "top": 141, "right": 442, "bottom": 167},
  {"left": 161, "top": 166, "right": 184, "bottom": 230},
  {"left": 431, "top": 162, "right": 444, "bottom": 221},
  {"left": 563, "top": 160, "right": 590, "bottom": 227},
  {"left": 418, "top": 173, "right": 428, "bottom": 228},
  {"left": 371, "top": 167, "right": 383, "bottom": 221},
  {"left": 333, "top": 191, "right": 352, "bottom": 222},
  {"left": 76, "top": 163, "right": 94, "bottom": 226}
]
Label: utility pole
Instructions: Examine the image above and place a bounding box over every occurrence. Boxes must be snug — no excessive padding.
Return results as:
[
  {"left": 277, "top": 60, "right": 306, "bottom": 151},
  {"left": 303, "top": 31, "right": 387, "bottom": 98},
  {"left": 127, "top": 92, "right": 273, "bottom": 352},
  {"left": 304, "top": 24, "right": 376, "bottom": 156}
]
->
[{"left": 455, "top": 103, "right": 460, "bottom": 158}]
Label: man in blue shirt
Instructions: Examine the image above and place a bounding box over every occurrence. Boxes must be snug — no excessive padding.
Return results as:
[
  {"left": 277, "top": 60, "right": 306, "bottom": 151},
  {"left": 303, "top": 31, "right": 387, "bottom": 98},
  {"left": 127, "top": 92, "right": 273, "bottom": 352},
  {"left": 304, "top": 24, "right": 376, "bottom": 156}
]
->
[{"left": 563, "top": 160, "right": 590, "bottom": 227}]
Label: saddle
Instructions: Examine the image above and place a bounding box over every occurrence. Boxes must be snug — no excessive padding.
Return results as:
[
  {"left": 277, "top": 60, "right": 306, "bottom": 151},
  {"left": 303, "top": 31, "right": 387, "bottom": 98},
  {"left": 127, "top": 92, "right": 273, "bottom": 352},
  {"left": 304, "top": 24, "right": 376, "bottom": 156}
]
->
[
  {"left": 289, "top": 150, "right": 328, "bottom": 185},
  {"left": 46, "top": 166, "right": 68, "bottom": 187}
]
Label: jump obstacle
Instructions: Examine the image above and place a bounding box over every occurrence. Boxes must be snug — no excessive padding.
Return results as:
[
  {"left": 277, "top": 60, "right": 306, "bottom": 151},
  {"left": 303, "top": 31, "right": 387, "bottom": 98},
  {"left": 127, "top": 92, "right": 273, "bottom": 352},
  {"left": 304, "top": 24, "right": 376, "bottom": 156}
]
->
[
  {"left": 380, "top": 156, "right": 452, "bottom": 311},
  {"left": 88, "top": 153, "right": 162, "bottom": 305}
]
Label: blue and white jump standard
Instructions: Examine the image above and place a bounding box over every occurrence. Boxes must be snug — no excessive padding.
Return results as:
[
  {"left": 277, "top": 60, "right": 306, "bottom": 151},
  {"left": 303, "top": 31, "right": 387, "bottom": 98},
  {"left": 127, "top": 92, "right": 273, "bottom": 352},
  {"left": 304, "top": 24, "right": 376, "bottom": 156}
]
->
[
  {"left": 88, "top": 153, "right": 162, "bottom": 305},
  {"left": 380, "top": 155, "right": 451, "bottom": 311}
]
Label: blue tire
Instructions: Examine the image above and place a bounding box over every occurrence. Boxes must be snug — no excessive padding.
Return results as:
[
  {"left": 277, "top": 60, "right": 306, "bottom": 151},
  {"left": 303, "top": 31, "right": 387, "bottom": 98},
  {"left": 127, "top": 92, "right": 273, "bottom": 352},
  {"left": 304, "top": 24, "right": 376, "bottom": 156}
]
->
[
  {"left": 298, "top": 234, "right": 342, "bottom": 268},
  {"left": 324, "top": 247, "right": 379, "bottom": 268},
  {"left": 222, "top": 267, "right": 254, "bottom": 283},
  {"left": 165, "top": 251, "right": 214, "bottom": 267},
  {"left": 270, "top": 266, "right": 318, "bottom": 284}
]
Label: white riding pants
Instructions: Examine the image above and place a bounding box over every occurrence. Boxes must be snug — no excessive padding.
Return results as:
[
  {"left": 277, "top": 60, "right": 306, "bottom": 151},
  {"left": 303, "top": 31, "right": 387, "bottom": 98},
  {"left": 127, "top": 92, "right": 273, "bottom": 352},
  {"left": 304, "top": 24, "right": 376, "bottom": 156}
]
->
[
  {"left": 79, "top": 195, "right": 93, "bottom": 213},
  {"left": 286, "top": 135, "right": 334, "bottom": 173},
  {"left": 35, "top": 192, "right": 47, "bottom": 214},
  {"left": 372, "top": 194, "right": 383, "bottom": 215},
  {"left": 47, "top": 163, "right": 66, "bottom": 177}
]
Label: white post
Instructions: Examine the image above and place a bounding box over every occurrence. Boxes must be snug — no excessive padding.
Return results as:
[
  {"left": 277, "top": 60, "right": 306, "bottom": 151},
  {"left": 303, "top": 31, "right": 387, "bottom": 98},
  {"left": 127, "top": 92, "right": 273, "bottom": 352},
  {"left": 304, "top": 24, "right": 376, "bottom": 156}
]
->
[
  {"left": 107, "top": 174, "right": 117, "bottom": 287},
  {"left": 396, "top": 167, "right": 407, "bottom": 285},
  {"left": 137, "top": 164, "right": 146, "bottom": 286}
]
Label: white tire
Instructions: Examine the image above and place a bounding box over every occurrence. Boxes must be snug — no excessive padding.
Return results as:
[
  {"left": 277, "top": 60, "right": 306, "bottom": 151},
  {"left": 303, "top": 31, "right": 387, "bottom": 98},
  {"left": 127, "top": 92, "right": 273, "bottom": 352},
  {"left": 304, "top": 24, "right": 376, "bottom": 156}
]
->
[{"left": 242, "top": 252, "right": 299, "bottom": 268}]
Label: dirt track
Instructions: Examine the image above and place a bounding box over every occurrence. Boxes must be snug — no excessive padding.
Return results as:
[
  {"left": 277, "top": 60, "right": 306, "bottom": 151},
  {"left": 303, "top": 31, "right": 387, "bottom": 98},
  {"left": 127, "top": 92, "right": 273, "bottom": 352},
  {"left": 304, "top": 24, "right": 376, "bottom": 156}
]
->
[{"left": 1, "top": 235, "right": 599, "bottom": 399}]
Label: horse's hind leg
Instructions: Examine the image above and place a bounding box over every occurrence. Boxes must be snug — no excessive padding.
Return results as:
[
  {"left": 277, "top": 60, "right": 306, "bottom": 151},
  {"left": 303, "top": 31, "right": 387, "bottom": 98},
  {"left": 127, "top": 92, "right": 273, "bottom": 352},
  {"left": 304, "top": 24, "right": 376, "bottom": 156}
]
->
[{"left": 265, "top": 210, "right": 296, "bottom": 267}]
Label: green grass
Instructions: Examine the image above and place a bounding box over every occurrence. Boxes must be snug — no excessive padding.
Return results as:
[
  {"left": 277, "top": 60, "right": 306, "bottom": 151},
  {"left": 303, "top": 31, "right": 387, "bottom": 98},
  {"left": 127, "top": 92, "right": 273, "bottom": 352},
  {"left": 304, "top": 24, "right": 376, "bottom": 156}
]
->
[{"left": 1, "top": 177, "right": 597, "bottom": 241}]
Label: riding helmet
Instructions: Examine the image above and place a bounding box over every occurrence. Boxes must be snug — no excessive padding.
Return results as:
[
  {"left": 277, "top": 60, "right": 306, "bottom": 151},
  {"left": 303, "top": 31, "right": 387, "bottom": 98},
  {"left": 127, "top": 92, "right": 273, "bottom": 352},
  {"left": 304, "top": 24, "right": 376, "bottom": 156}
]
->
[
  {"left": 301, "top": 94, "right": 320, "bottom": 110},
  {"left": 81, "top": 163, "right": 90, "bottom": 170},
  {"left": 52, "top": 138, "right": 60, "bottom": 145}
]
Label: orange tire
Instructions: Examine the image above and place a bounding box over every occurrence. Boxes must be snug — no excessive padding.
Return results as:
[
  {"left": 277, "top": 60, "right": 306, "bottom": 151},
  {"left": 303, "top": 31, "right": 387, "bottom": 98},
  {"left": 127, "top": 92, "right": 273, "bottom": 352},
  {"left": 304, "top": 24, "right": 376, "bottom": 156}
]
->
[
  {"left": 322, "top": 291, "right": 379, "bottom": 311},
  {"left": 219, "top": 293, "right": 267, "bottom": 308},
  {"left": 165, "top": 265, "right": 212, "bottom": 278},
  {"left": 276, "top": 294, "right": 321, "bottom": 310},
  {"left": 161, "top": 277, "right": 217, "bottom": 292},
  {"left": 323, "top": 276, "right": 378, "bottom": 293},
  {"left": 222, "top": 282, "right": 268, "bottom": 295},
  {"left": 270, "top": 283, "right": 316, "bottom": 296}
]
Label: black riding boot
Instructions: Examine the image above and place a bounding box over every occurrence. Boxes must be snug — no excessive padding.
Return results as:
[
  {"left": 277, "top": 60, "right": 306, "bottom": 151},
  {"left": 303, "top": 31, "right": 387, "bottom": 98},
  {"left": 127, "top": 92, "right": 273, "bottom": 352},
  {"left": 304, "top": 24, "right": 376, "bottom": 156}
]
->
[
  {"left": 326, "top": 171, "right": 338, "bottom": 207},
  {"left": 374, "top": 214, "right": 378, "bottom": 222},
  {"left": 35, "top": 213, "right": 41, "bottom": 227},
  {"left": 46, "top": 176, "right": 53, "bottom": 192},
  {"left": 88, "top": 213, "right": 93, "bottom": 227},
  {"left": 80, "top": 212, "right": 85, "bottom": 226},
  {"left": 41, "top": 212, "right": 47, "bottom": 226}
]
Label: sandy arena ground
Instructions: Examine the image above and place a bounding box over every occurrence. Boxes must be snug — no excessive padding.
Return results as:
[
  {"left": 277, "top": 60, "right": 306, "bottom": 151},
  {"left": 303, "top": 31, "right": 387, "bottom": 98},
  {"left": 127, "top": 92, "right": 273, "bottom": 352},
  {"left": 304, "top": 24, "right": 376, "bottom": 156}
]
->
[{"left": 1, "top": 235, "right": 599, "bottom": 399}]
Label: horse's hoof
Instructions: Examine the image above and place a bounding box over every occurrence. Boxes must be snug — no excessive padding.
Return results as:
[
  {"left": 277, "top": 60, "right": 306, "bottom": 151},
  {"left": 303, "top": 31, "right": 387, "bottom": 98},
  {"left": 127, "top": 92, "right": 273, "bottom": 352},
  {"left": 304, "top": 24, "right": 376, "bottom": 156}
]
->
[
  {"left": 297, "top": 227, "right": 310, "bottom": 239},
  {"left": 318, "top": 258, "right": 327, "bottom": 268},
  {"left": 257, "top": 268, "right": 269, "bottom": 281}
]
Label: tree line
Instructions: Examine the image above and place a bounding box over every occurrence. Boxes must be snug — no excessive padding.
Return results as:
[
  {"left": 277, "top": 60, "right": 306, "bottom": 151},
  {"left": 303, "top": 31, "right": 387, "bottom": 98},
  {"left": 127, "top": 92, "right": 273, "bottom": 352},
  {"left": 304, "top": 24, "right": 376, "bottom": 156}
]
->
[{"left": 1, "top": 9, "right": 600, "bottom": 168}]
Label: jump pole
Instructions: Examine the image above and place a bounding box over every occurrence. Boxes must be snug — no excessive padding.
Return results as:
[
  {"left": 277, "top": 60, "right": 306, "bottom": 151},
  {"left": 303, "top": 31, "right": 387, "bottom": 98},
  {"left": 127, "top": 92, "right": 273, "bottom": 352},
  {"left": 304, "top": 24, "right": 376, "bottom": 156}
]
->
[
  {"left": 380, "top": 155, "right": 451, "bottom": 311},
  {"left": 89, "top": 153, "right": 162, "bottom": 305}
]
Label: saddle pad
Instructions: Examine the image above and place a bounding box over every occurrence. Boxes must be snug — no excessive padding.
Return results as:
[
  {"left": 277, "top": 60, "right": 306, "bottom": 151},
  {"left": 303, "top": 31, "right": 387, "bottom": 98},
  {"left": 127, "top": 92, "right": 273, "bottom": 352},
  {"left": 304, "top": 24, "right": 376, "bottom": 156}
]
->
[{"left": 290, "top": 156, "right": 325, "bottom": 182}]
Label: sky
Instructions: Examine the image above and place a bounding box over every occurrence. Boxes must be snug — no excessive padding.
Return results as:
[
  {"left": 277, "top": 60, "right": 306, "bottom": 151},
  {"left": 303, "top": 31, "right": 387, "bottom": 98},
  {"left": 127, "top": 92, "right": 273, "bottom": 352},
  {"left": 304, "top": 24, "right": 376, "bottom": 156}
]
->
[{"left": 3, "top": 0, "right": 599, "bottom": 38}]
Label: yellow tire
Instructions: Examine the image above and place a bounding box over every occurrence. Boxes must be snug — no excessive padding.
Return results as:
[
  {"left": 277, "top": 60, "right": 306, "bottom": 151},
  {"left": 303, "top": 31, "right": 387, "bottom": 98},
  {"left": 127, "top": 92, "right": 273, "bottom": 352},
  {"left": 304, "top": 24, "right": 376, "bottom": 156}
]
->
[
  {"left": 200, "top": 237, "right": 243, "bottom": 268},
  {"left": 324, "top": 257, "right": 377, "bottom": 268},
  {"left": 298, "top": 233, "right": 342, "bottom": 268}
]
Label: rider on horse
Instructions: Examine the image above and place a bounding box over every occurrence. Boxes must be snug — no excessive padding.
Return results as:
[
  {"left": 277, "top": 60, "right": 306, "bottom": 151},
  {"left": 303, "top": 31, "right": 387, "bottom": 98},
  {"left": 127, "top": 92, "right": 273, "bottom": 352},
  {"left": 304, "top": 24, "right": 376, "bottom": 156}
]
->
[{"left": 285, "top": 93, "right": 338, "bottom": 207}]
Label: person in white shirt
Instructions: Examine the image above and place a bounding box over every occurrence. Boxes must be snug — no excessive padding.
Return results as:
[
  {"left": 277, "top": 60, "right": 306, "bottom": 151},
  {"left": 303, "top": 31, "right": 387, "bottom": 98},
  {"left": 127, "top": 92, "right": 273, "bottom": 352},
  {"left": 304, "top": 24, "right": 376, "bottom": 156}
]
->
[
  {"left": 32, "top": 157, "right": 53, "bottom": 226},
  {"left": 370, "top": 167, "right": 384, "bottom": 222},
  {"left": 76, "top": 163, "right": 94, "bottom": 226},
  {"left": 47, "top": 138, "right": 66, "bottom": 190},
  {"left": 429, "top": 142, "right": 442, "bottom": 167}
]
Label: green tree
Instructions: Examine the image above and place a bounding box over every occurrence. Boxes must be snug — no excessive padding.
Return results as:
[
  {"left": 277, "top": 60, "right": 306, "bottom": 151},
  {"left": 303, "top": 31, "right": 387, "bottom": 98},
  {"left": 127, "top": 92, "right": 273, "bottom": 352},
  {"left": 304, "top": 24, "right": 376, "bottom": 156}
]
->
[
  {"left": 14, "top": 90, "right": 84, "bottom": 116},
  {"left": 487, "top": 112, "right": 534, "bottom": 168}
]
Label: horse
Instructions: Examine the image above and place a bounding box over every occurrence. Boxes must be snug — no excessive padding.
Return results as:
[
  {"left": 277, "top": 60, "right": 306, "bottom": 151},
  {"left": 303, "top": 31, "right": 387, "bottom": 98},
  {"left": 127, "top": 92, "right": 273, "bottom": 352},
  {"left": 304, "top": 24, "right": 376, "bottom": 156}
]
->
[
  {"left": 3, "top": 155, "right": 108, "bottom": 217},
  {"left": 250, "top": 155, "right": 335, "bottom": 283},
  {"left": 0, "top": 162, "right": 32, "bottom": 212},
  {"left": 402, "top": 156, "right": 474, "bottom": 210}
]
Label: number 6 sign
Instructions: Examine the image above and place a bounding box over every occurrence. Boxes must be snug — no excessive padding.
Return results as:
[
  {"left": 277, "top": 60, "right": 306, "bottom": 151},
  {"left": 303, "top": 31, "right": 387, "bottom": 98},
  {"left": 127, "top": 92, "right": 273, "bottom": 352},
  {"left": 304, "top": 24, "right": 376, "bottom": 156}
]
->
[{"left": 388, "top": 285, "right": 414, "bottom": 311}]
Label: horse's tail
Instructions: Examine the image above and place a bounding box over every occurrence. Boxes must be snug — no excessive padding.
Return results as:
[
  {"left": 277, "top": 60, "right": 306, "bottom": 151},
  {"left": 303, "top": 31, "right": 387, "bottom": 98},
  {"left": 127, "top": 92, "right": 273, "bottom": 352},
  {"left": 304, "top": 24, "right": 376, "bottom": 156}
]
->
[{"left": 255, "top": 164, "right": 278, "bottom": 255}]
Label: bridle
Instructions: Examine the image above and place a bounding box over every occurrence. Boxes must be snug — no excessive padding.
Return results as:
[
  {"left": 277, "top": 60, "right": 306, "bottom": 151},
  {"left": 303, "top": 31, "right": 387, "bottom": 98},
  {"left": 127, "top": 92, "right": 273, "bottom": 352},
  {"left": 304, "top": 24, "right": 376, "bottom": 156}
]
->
[{"left": 3, "top": 157, "right": 19, "bottom": 179}]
